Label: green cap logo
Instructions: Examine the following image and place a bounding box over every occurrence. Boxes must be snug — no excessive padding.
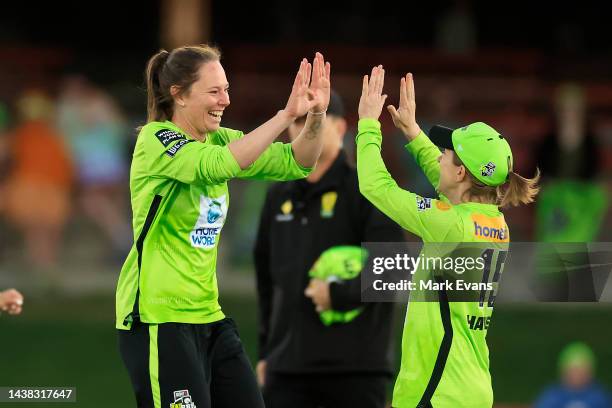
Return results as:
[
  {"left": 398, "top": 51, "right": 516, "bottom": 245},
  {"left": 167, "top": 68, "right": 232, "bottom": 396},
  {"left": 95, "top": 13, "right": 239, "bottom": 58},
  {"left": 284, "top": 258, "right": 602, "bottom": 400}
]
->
[{"left": 480, "top": 162, "right": 496, "bottom": 177}]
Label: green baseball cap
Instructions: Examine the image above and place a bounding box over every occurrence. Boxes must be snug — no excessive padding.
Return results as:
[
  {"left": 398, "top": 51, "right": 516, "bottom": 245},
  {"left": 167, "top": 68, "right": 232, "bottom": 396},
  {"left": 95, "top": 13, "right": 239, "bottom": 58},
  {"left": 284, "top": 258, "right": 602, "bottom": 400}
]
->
[{"left": 429, "top": 122, "right": 513, "bottom": 186}]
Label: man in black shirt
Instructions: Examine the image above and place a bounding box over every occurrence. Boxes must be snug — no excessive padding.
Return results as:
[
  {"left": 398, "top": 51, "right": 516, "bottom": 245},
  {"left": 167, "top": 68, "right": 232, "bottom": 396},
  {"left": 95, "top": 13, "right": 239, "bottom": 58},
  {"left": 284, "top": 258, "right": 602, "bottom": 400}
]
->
[{"left": 254, "top": 91, "right": 404, "bottom": 408}]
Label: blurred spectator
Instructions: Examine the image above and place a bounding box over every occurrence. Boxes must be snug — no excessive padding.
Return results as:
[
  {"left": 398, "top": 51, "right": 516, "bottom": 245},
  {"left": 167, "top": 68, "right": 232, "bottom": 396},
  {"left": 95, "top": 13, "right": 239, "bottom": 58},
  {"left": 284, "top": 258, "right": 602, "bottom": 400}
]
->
[
  {"left": 434, "top": 0, "right": 477, "bottom": 55},
  {"left": 0, "top": 103, "right": 12, "bottom": 215},
  {"left": 0, "top": 288, "right": 23, "bottom": 315},
  {"left": 4, "top": 91, "right": 73, "bottom": 267},
  {"left": 535, "top": 83, "right": 608, "bottom": 242},
  {"left": 537, "top": 83, "right": 600, "bottom": 182},
  {"left": 534, "top": 342, "right": 611, "bottom": 408},
  {"left": 57, "top": 76, "right": 132, "bottom": 258}
]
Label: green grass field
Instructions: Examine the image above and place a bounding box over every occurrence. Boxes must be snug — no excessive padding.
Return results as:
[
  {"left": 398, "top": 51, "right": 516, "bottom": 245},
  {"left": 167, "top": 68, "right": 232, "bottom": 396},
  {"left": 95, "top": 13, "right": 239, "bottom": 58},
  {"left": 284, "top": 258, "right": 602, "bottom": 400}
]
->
[{"left": 1, "top": 293, "right": 610, "bottom": 407}]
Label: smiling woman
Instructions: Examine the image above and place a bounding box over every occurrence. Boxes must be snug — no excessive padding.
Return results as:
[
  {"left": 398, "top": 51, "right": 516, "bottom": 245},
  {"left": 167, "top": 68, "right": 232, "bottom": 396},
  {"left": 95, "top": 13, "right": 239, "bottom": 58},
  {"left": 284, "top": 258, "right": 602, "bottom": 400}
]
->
[{"left": 116, "top": 44, "right": 331, "bottom": 408}]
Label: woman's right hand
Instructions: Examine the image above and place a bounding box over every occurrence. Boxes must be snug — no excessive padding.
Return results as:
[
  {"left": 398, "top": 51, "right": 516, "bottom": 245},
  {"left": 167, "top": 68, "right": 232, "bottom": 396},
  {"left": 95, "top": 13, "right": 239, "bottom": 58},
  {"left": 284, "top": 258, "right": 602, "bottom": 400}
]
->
[{"left": 387, "top": 73, "right": 421, "bottom": 141}]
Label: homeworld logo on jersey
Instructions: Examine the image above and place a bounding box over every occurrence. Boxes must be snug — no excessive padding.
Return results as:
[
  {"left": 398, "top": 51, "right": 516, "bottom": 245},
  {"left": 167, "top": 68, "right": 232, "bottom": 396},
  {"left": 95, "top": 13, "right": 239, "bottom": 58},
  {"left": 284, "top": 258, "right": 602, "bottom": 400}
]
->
[
  {"left": 170, "top": 389, "right": 196, "bottom": 408},
  {"left": 471, "top": 214, "right": 509, "bottom": 242},
  {"left": 190, "top": 195, "right": 227, "bottom": 249}
]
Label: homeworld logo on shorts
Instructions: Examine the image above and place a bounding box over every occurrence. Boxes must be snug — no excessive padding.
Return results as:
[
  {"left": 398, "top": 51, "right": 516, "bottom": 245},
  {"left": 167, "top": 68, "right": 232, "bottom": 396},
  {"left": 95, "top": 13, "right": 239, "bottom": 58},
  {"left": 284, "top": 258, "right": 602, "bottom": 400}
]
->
[
  {"left": 170, "top": 389, "right": 196, "bottom": 408},
  {"left": 190, "top": 195, "right": 227, "bottom": 249}
]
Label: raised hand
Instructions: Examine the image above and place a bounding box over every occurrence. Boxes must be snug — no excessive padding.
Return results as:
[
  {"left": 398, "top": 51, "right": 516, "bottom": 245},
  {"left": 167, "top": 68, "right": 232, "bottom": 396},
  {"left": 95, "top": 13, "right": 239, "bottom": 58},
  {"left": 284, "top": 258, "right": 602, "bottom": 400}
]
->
[
  {"left": 284, "top": 53, "right": 331, "bottom": 119},
  {"left": 387, "top": 73, "right": 421, "bottom": 140},
  {"left": 309, "top": 52, "right": 331, "bottom": 114},
  {"left": 358, "top": 65, "right": 387, "bottom": 121}
]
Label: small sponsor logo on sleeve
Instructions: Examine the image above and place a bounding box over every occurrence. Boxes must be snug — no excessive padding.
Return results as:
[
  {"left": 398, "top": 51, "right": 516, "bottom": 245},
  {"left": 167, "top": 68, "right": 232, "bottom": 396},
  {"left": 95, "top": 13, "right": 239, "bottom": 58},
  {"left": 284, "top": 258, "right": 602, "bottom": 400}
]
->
[
  {"left": 165, "top": 139, "right": 193, "bottom": 157},
  {"left": 155, "top": 129, "right": 186, "bottom": 147},
  {"left": 416, "top": 196, "right": 432, "bottom": 212},
  {"left": 435, "top": 200, "right": 451, "bottom": 211}
]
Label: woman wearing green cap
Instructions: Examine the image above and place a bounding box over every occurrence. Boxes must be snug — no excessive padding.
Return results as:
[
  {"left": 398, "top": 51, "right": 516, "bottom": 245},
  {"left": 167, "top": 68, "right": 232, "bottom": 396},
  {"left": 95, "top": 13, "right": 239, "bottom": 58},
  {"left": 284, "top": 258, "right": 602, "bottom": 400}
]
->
[{"left": 356, "top": 66, "right": 539, "bottom": 407}]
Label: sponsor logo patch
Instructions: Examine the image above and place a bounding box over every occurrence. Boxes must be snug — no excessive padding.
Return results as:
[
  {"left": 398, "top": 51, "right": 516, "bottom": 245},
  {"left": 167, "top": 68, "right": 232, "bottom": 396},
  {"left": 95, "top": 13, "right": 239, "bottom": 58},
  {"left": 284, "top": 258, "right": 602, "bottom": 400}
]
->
[
  {"left": 416, "top": 196, "right": 432, "bottom": 212},
  {"left": 190, "top": 195, "right": 227, "bottom": 249},
  {"left": 165, "top": 139, "right": 193, "bottom": 157},
  {"left": 170, "top": 389, "right": 196, "bottom": 408},
  {"left": 276, "top": 199, "right": 294, "bottom": 222},
  {"left": 155, "top": 128, "right": 186, "bottom": 147},
  {"left": 320, "top": 191, "right": 337, "bottom": 218},
  {"left": 435, "top": 200, "right": 451, "bottom": 211},
  {"left": 471, "top": 214, "right": 509, "bottom": 242}
]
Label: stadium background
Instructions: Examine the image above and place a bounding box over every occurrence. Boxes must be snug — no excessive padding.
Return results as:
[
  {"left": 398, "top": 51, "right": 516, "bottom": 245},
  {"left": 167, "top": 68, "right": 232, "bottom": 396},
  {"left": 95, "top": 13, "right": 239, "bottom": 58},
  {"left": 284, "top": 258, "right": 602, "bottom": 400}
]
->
[{"left": 1, "top": 1, "right": 611, "bottom": 407}]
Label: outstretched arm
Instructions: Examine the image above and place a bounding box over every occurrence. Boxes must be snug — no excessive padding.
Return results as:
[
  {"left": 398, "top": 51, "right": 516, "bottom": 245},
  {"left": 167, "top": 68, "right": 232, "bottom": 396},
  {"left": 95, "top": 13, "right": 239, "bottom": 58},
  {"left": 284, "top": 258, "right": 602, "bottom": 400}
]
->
[
  {"left": 356, "top": 66, "right": 456, "bottom": 239},
  {"left": 228, "top": 53, "right": 329, "bottom": 169}
]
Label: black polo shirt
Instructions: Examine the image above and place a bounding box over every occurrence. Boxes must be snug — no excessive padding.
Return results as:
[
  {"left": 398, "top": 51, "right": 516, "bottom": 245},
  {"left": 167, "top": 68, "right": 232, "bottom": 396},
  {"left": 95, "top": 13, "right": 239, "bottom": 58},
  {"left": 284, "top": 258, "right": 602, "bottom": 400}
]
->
[{"left": 254, "top": 151, "right": 405, "bottom": 375}]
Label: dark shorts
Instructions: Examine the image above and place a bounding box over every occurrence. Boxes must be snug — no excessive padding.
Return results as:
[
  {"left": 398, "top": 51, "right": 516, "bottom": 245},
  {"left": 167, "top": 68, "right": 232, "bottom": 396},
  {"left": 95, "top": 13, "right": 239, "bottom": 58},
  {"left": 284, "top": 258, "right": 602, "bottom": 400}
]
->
[
  {"left": 118, "top": 317, "right": 264, "bottom": 408},
  {"left": 264, "top": 371, "right": 389, "bottom": 408}
]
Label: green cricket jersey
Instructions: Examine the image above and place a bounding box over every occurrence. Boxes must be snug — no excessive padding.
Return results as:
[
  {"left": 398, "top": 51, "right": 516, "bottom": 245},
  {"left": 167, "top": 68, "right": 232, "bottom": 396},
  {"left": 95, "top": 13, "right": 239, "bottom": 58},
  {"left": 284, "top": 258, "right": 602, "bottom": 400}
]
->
[
  {"left": 356, "top": 119, "right": 509, "bottom": 408},
  {"left": 116, "top": 120, "right": 311, "bottom": 330}
]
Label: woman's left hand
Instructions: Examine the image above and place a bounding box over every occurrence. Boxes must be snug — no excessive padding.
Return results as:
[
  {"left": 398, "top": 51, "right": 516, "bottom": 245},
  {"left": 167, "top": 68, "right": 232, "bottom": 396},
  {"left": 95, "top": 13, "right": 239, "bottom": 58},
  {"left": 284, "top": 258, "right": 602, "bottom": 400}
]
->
[
  {"left": 358, "top": 65, "right": 387, "bottom": 121},
  {"left": 284, "top": 52, "right": 331, "bottom": 119}
]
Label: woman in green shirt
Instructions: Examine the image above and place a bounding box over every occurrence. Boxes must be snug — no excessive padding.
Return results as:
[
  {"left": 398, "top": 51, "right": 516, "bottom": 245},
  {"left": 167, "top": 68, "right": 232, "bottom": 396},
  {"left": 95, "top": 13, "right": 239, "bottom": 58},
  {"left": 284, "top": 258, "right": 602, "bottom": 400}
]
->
[
  {"left": 117, "top": 45, "right": 330, "bottom": 408},
  {"left": 356, "top": 66, "right": 539, "bottom": 407}
]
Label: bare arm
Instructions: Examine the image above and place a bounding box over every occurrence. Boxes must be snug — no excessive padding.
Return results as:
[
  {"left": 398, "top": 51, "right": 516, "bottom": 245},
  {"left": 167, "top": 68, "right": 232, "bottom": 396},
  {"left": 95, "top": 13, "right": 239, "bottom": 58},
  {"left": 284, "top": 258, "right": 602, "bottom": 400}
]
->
[{"left": 291, "top": 110, "right": 325, "bottom": 167}]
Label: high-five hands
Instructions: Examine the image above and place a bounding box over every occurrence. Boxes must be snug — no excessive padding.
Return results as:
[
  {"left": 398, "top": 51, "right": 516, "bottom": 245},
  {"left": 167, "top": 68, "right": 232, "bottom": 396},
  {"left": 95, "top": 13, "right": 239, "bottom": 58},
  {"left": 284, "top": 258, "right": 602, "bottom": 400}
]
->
[
  {"left": 358, "top": 65, "right": 387, "bottom": 121},
  {"left": 387, "top": 73, "right": 421, "bottom": 141},
  {"left": 358, "top": 66, "right": 422, "bottom": 141},
  {"left": 284, "top": 52, "right": 331, "bottom": 119}
]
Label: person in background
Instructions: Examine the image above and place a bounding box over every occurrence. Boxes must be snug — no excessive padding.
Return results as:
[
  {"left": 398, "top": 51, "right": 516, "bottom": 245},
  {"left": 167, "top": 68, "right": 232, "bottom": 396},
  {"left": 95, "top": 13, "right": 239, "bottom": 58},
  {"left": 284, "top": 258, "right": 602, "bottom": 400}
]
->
[
  {"left": 254, "top": 91, "right": 404, "bottom": 408},
  {"left": 4, "top": 91, "right": 73, "bottom": 268},
  {"left": 534, "top": 83, "right": 607, "bottom": 301},
  {"left": 57, "top": 77, "right": 132, "bottom": 259},
  {"left": 534, "top": 342, "right": 612, "bottom": 408},
  {"left": 0, "top": 103, "right": 12, "bottom": 227}
]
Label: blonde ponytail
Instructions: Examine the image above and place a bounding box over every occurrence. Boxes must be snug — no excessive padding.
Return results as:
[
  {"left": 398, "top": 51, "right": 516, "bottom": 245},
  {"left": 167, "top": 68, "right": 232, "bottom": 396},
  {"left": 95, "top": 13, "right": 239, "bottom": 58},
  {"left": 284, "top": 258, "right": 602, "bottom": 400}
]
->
[{"left": 499, "top": 169, "right": 541, "bottom": 208}]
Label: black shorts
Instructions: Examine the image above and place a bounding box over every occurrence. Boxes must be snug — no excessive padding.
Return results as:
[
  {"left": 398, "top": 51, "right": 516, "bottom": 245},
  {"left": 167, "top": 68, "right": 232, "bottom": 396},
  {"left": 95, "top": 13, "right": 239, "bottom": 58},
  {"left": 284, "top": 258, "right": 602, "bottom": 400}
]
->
[{"left": 118, "top": 317, "right": 264, "bottom": 408}]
